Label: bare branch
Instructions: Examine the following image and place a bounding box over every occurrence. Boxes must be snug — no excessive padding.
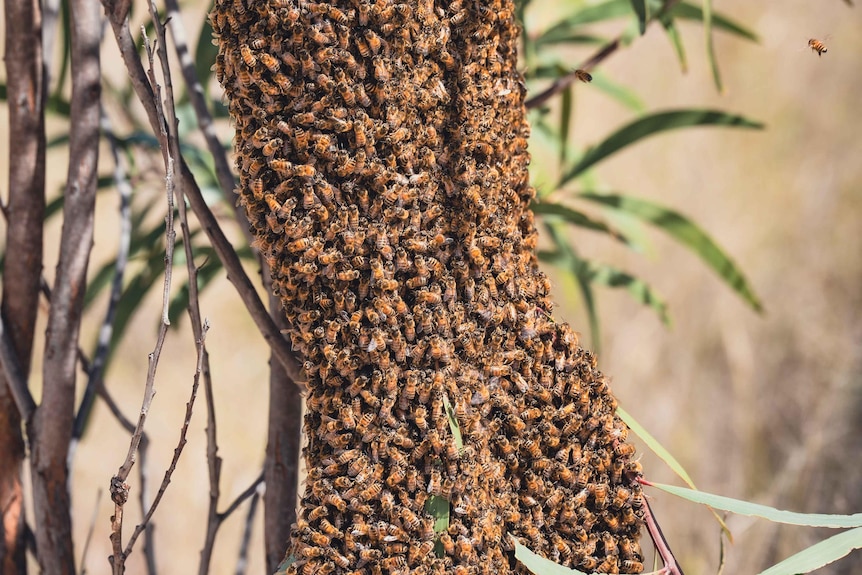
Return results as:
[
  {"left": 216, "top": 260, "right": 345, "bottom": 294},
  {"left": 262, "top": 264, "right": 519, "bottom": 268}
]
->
[
  {"left": 99, "top": 0, "right": 305, "bottom": 387},
  {"left": 109, "top": 32, "right": 178, "bottom": 575},
  {"left": 219, "top": 472, "right": 265, "bottom": 523},
  {"left": 264, "top": 288, "right": 302, "bottom": 573},
  {"left": 29, "top": 0, "right": 102, "bottom": 567},
  {"left": 1, "top": 0, "right": 46, "bottom": 566},
  {"left": 639, "top": 489, "right": 686, "bottom": 575},
  {"left": 124, "top": 322, "right": 210, "bottom": 556}
]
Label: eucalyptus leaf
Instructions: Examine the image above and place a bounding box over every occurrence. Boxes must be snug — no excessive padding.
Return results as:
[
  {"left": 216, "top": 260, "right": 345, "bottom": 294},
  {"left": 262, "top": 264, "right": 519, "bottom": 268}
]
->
[
  {"left": 758, "top": 528, "right": 862, "bottom": 575},
  {"left": 579, "top": 193, "right": 763, "bottom": 312},
  {"left": 560, "top": 109, "right": 763, "bottom": 183},
  {"left": 648, "top": 482, "right": 862, "bottom": 528}
]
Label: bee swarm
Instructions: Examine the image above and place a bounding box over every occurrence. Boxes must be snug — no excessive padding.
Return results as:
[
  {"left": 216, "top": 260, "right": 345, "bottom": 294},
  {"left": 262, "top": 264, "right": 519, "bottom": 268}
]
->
[{"left": 211, "top": 0, "right": 645, "bottom": 573}]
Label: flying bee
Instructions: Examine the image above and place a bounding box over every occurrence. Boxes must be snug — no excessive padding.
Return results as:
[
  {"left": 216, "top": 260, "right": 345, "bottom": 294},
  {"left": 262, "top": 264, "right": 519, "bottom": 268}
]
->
[
  {"left": 574, "top": 68, "right": 592, "bottom": 83},
  {"left": 808, "top": 38, "right": 828, "bottom": 56}
]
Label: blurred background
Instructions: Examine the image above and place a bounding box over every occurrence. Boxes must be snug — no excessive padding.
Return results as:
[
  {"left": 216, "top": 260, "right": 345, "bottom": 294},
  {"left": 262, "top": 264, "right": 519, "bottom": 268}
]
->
[{"left": 1, "top": 1, "right": 861, "bottom": 573}]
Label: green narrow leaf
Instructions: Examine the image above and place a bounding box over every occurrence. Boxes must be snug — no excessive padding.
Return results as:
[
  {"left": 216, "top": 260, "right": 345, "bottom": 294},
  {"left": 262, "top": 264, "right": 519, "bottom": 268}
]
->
[
  {"left": 670, "top": 2, "right": 759, "bottom": 42},
  {"left": 426, "top": 495, "right": 450, "bottom": 557},
  {"left": 579, "top": 193, "right": 763, "bottom": 312},
  {"left": 512, "top": 537, "right": 591, "bottom": 575},
  {"left": 536, "top": 0, "right": 632, "bottom": 46},
  {"left": 559, "top": 85, "right": 573, "bottom": 165},
  {"left": 630, "top": 0, "right": 648, "bottom": 34},
  {"left": 648, "top": 482, "right": 862, "bottom": 528},
  {"left": 618, "top": 405, "right": 733, "bottom": 540},
  {"left": 590, "top": 263, "right": 670, "bottom": 325},
  {"left": 617, "top": 407, "right": 695, "bottom": 485},
  {"left": 560, "top": 109, "right": 764, "bottom": 183},
  {"left": 703, "top": 0, "right": 723, "bottom": 92},
  {"left": 441, "top": 393, "right": 464, "bottom": 451},
  {"left": 660, "top": 16, "right": 689, "bottom": 73},
  {"left": 531, "top": 201, "right": 631, "bottom": 245},
  {"left": 758, "top": 528, "right": 862, "bottom": 575}
]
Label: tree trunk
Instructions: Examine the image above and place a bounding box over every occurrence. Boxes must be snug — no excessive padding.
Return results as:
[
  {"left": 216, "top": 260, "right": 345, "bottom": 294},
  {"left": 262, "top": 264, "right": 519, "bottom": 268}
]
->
[
  {"left": 212, "top": 0, "right": 645, "bottom": 572},
  {"left": 1, "top": 0, "right": 46, "bottom": 569}
]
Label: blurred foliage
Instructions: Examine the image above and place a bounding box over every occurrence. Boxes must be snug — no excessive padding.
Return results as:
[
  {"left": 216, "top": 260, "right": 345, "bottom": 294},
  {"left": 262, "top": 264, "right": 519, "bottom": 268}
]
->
[{"left": 521, "top": 0, "right": 764, "bottom": 351}]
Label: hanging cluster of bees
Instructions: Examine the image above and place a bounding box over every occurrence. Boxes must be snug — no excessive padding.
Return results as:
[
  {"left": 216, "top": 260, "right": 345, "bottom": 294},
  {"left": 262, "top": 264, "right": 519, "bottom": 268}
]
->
[{"left": 211, "top": 0, "right": 645, "bottom": 572}]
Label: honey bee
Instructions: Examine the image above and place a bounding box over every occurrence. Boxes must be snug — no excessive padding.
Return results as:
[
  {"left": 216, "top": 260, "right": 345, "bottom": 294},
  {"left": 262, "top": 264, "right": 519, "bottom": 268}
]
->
[
  {"left": 239, "top": 44, "right": 257, "bottom": 68},
  {"left": 294, "top": 164, "right": 316, "bottom": 178},
  {"left": 262, "top": 138, "right": 282, "bottom": 157},
  {"left": 808, "top": 38, "right": 828, "bottom": 57},
  {"left": 300, "top": 545, "right": 327, "bottom": 558},
  {"left": 372, "top": 57, "right": 389, "bottom": 81},
  {"left": 438, "top": 532, "right": 455, "bottom": 555},
  {"left": 614, "top": 442, "right": 636, "bottom": 458},
  {"left": 363, "top": 29, "right": 383, "bottom": 54},
  {"left": 308, "top": 504, "right": 329, "bottom": 521},
  {"left": 621, "top": 560, "right": 644, "bottom": 574},
  {"left": 574, "top": 68, "right": 593, "bottom": 83}
]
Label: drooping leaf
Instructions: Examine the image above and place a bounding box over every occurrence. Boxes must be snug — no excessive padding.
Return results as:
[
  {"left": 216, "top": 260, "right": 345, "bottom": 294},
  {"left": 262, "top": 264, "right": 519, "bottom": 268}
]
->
[
  {"left": 532, "top": 201, "right": 631, "bottom": 245},
  {"left": 630, "top": 0, "right": 648, "bottom": 34},
  {"left": 426, "top": 495, "right": 450, "bottom": 558},
  {"left": 617, "top": 407, "right": 695, "bottom": 486},
  {"left": 579, "top": 192, "right": 763, "bottom": 312},
  {"left": 274, "top": 555, "right": 295, "bottom": 574},
  {"left": 758, "top": 528, "right": 862, "bottom": 575},
  {"left": 441, "top": 393, "right": 464, "bottom": 451},
  {"left": 512, "top": 537, "right": 591, "bottom": 575},
  {"left": 537, "top": 0, "right": 632, "bottom": 47},
  {"left": 660, "top": 15, "right": 689, "bottom": 73},
  {"left": 647, "top": 482, "right": 862, "bottom": 528},
  {"left": 559, "top": 85, "right": 573, "bottom": 165},
  {"left": 590, "top": 263, "right": 670, "bottom": 325},
  {"left": 669, "top": 2, "right": 759, "bottom": 42},
  {"left": 560, "top": 109, "right": 764, "bottom": 183}
]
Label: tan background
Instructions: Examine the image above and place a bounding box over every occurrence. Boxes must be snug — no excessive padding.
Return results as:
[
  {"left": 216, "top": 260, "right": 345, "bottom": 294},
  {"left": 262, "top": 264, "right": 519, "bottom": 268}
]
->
[{"left": 1, "top": 0, "right": 861, "bottom": 573}]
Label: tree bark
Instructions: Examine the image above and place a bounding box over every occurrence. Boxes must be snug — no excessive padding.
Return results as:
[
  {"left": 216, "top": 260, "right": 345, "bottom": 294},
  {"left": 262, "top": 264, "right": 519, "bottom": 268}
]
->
[
  {"left": 1, "top": 0, "right": 46, "bottom": 569},
  {"left": 29, "top": 0, "right": 101, "bottom": 570}
]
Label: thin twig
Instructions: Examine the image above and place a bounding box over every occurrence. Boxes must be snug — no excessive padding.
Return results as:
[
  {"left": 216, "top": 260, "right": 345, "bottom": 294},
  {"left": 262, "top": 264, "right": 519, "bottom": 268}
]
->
[
  {"left": 72, "top": 109, "right": 134, "bottom": 443},
  {"left": 124, "top": 321, "right": 210, "bottom": 556},
  {"left": 235, "top": 481, "right": 264, "bottom": 575},
  {"left": 219, "top": 472, "right": 265, "bottom": 523},
  {"left": 525, "top": 0, "right": 684, "bottom": 110},
  {"left": 109, "top": 31, "right": 178, "bottom": 575}
]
